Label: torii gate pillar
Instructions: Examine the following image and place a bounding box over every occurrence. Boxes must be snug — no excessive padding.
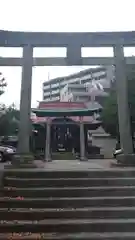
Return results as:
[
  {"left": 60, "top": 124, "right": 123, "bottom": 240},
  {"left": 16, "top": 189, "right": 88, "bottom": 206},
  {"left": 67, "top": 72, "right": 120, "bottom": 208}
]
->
[
  {"left": 114, "top": 45, "right": 134, "bottom": 164},
  {"left": 18, "top": 45, "right": 33, "bottom": 155}
]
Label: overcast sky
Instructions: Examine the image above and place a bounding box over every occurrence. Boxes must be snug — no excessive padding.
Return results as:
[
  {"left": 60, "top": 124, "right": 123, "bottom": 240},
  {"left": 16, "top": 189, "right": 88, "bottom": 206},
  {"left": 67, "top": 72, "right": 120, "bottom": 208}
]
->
[{"left": 0, "top": 0, "right": 134, "bottom": 108}]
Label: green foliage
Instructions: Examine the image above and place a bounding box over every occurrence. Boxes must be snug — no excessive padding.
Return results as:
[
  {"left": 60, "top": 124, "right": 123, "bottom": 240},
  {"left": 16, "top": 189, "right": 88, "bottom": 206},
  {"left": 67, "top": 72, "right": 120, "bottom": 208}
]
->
[
  {"left": 0, "top": 104, "right": 19, "bottom": 136},
  {"left": 0, "top": 73, "right": 7, "bottom": 96},
  {"left": 101, "top": 90, "right": 119, "bottom": 137},
  {"left": 0, "top": 72, "right": 16, "bottom": 136},
  {"left": 101, "top": 66, "right": 135, "bottom": 137}
]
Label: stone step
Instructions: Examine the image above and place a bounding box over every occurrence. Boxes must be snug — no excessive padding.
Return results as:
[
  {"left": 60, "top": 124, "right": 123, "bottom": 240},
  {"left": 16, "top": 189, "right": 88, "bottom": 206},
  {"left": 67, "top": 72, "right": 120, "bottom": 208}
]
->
[
  {"left": 1, "top": 219, "right": 135, "bottom": 233},
  {"left": 3, "top": 186, "right": 135, "bottom": 198},
  {"left": 3, "top": 169, "right": 135, "bottom": 237},
  {"left": 5, "top": 177, "right": 135, "bottom": 187},
  {"left": 4, "top": 169, "right": 135, "bottom": 179},
  {"left": 1, "top": 196, "right": 135, "bottom": 208},
  {"left": 0, "top": 207, "right": 135, "bottom": 220},
  {"left": 1, "top": 232, "right": 135, "bottom": 240},
  {"left": 4, "top": 163, "right": 37, "bottom": 169}
]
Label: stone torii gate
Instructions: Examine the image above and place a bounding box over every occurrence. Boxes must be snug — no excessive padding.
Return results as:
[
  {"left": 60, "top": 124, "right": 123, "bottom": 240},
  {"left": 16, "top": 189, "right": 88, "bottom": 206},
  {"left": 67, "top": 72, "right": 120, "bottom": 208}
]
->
[{"left": 0, "top": 30, "right": 135, "bottom": 163}]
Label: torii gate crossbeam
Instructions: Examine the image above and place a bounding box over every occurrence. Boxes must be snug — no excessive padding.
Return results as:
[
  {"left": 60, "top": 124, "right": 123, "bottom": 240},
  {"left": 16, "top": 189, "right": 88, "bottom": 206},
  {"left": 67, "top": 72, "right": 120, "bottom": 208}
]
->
[{"left": 0, "top": 30, "right": 135, "bottom": 46}]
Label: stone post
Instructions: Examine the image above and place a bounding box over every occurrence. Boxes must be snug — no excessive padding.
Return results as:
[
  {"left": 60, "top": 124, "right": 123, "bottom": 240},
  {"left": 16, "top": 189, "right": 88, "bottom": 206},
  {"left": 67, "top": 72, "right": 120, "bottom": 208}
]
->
[
  {"left": 45, "top": 119, "right": 51, "bottom": 161},
  {"left": 113, "top": 45, "right": 134, "bottom": 164},
  {"left": 18, "top": 45, "right": 33, "bottom": 155},
  {"left": 80, "top": 117, "right": 86, "bottom": 161}
]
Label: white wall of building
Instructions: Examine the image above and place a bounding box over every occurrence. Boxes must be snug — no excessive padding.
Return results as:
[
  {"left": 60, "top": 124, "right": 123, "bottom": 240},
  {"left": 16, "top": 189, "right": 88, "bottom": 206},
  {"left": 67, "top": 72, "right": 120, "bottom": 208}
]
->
[{"left": 43, "top": 66, "right": 114, "bottom": 102}]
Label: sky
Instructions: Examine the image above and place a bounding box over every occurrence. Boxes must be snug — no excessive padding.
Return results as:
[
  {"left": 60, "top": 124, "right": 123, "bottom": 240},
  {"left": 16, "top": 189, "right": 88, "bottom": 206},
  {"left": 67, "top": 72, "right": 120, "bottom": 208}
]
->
[{"left": 0, "top": 0, "right": 135, "bottom": 108}]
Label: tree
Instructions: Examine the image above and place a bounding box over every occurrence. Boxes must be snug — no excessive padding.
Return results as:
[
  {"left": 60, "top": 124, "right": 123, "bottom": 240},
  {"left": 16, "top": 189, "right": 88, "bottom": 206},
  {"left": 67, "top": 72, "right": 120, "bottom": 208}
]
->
[
  {"left": 0, "top": 72, "right": 7, "bottom": 96},
  {"left": 0, "top": 72, "right": 16, "bottom": 136},
  {"left": 101, "top": 90, "right": 118, "bottom": 137},
  {"left": 101, "top": 65, "right": 135, "bottom": 138},
  {"left": 0, "top": 104, "right": 19, "bottom": 136},
  {"left": 0, "top": 72, "right": 7, "bottom": 117}
]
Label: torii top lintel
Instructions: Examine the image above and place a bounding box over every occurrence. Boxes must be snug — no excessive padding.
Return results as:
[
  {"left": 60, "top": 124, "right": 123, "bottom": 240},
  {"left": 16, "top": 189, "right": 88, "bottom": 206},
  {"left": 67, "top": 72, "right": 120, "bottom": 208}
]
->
[{"left": 0, "top": 30, "right": 135, "bottom": 47}]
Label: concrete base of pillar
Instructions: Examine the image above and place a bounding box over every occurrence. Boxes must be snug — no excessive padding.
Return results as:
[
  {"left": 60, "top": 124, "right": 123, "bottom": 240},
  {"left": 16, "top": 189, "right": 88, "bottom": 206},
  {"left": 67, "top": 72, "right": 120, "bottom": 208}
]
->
[
  {"left": 116, "top": 154, "right": 135, "bottom": 166},
  {"left": 44, "top": 157, "right": 52, "bottom": 162},
  {"left": 80, "top": 157, "right": 88, "bottom": 161},
  {"left": 5, "top": 153, "right": 37, "bottom": 169}
]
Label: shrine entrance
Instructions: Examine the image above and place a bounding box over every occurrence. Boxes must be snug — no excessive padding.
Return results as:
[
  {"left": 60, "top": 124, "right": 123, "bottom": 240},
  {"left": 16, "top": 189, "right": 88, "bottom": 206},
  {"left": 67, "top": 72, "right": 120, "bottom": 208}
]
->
[
  {"left": 32, "top": 101, "right": 102, "bottom": 161},
  {"left": 51, "top": 118, "right": 79, "bottom": 153}
]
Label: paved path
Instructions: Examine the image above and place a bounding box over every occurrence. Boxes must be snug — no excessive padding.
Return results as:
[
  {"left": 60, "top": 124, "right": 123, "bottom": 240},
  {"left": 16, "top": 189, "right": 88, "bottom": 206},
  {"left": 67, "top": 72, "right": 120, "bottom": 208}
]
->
[
  {"left": 2, "top": 158, "right": 135, "bottom": 171},
  {"left": 34, "top": 159, "right": 115, "bottom": 170}
]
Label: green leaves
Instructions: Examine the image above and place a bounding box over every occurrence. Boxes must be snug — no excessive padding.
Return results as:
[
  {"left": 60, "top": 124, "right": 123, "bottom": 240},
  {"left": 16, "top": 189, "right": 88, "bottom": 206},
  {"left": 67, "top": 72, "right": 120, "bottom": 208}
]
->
[
  {"left": 101, "top": 66, "right": 135, "bottom": 137},
  {"left": 0, "top": 105, "right": 19, "bottom": 136},
  {"left": 0, "top": 74, "right": 7, "bottom": 96},
  {"left": 101, "top": 90, "right": 118, "bottom": 137}
]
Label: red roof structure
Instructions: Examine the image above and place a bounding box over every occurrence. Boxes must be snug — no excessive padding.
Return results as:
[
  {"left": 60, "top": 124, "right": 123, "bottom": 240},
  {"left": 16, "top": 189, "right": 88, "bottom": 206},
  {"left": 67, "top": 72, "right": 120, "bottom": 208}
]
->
[
  {"left": 38, "top": 101, "right": 86, "bottom": 109},
  {"left": 31, "top": 101, "right": 102, "bottom": 124}
]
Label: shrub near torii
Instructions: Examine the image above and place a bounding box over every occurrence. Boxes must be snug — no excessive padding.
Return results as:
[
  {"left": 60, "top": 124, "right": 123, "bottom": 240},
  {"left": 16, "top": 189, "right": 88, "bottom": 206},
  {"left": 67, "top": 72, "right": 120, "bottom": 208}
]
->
[{"left": 101, "top": 65, "right": 135, "bottom": 139}]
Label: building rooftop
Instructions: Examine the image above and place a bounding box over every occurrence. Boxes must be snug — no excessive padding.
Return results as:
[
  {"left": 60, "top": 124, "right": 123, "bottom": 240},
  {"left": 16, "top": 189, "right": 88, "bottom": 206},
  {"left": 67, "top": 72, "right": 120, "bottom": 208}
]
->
[{"left": 43, "top": 67, "right": 106, "bottom": 86}]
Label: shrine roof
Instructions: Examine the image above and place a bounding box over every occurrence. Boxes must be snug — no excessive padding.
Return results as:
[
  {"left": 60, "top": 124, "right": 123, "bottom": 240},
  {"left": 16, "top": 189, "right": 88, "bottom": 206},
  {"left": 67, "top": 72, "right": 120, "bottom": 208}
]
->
[
  {"left": 33, "top": 101, "right": 102, "bottom": 117},
  {"left": 38, "top": 101, "right": 86, "bottom": 109},
  {"left": 32, "top": 102, "right": 102, "bottom": 117},
  {"left": 38, "top": 101, "right": 102, "bottom": 109}
]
